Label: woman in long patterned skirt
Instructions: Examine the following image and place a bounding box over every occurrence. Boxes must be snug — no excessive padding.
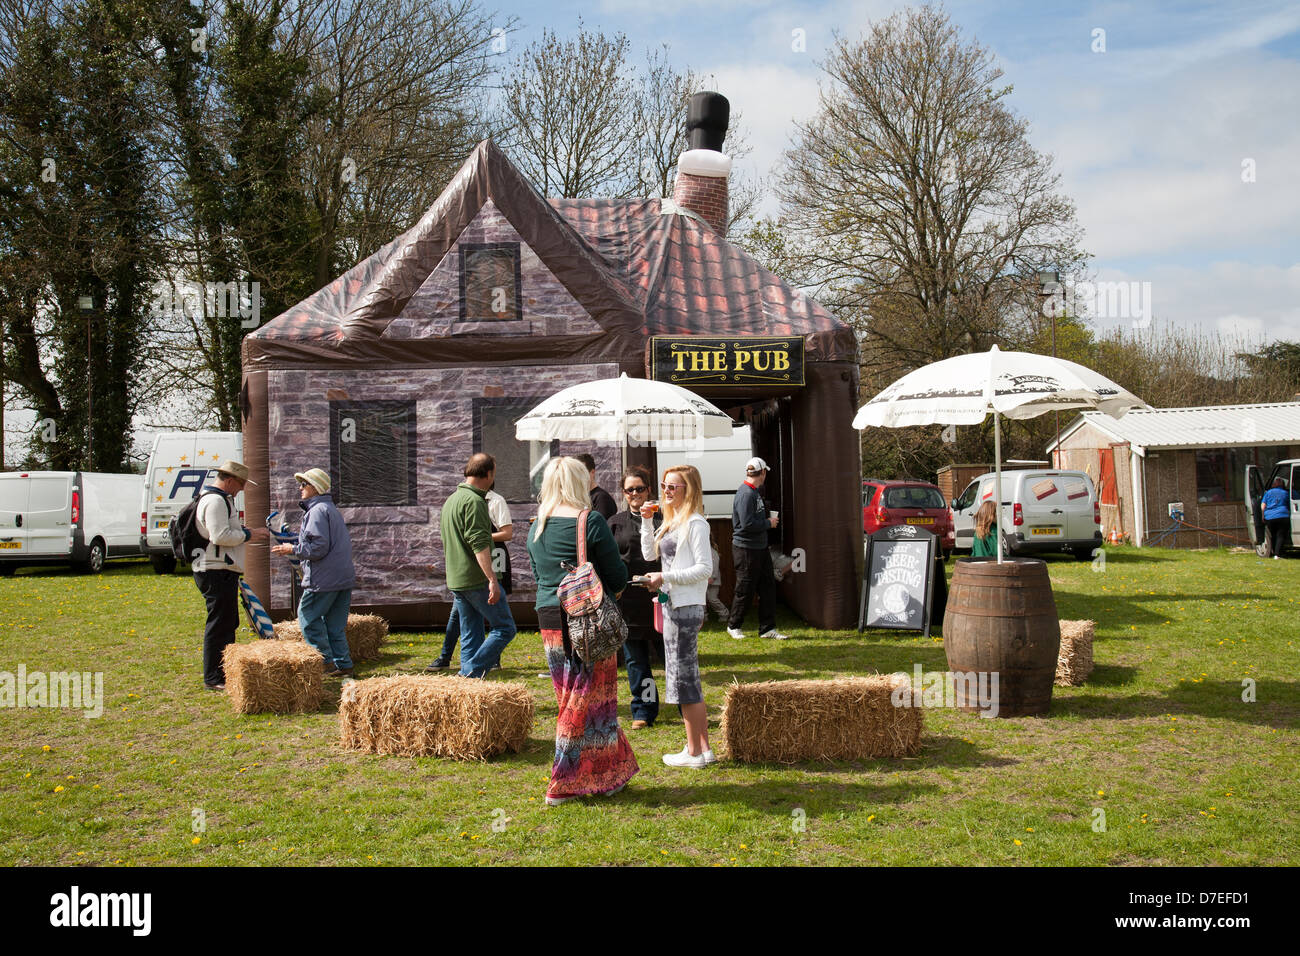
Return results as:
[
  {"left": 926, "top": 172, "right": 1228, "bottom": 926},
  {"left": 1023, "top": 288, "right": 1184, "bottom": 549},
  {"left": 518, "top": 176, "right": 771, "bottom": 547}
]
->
[{"left": 527, "top": 457, "right": 638, "bottom": 805}]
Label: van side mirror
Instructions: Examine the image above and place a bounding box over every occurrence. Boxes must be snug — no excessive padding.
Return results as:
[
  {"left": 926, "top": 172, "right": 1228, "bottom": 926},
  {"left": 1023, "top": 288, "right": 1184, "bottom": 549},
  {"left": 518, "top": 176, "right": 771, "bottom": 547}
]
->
[{"left": 951, "top": 499, "right": 958, "bottom": 510}]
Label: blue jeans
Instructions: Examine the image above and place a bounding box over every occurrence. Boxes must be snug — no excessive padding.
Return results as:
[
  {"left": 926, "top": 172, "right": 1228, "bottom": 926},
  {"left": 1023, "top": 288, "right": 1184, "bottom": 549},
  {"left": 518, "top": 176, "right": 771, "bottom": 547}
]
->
[
  {"left": 438, "top": 605, "right": 505, "bottom": 669},
  {"left": 298, "top": 588, "right": 353, "bottom": 669},
  {"left": 451, "top": 585, "right": 516, "bottom": 678},
  {"left": 623, "top": 638, "right": 659, "bottom": 724}
]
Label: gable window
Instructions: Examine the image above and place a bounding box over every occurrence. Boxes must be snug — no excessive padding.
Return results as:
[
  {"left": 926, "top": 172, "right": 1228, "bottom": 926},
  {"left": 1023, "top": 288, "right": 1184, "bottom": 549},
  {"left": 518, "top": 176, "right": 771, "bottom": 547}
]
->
[
  {"left": 473, "top": 398, "right": 556, "bottom": 503},
  {"left": 330, "top": 400, "right": 418, "bottom": 506},
  {"left": 459, "top": 243, "right": 522, "bottom": 321}
]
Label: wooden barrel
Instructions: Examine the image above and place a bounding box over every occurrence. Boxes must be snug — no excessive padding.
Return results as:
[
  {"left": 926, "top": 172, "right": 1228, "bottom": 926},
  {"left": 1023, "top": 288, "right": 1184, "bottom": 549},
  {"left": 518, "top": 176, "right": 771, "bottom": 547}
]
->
[{"left": 942, "top": 558, "right": 1060, "bottom": 717}]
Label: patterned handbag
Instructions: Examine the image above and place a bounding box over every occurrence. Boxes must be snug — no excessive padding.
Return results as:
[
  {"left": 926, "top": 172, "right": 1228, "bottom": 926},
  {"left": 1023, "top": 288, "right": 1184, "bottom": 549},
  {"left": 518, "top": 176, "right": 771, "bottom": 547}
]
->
[{"left": 557, "top": 510, "right": 628, "bottom": 664}]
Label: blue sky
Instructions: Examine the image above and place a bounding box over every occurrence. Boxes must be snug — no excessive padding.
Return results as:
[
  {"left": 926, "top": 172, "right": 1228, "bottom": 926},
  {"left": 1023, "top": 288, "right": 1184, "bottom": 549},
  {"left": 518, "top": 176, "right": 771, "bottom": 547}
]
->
[{"left": 486, "top": 0, "right": 1300, "bottom": 346}]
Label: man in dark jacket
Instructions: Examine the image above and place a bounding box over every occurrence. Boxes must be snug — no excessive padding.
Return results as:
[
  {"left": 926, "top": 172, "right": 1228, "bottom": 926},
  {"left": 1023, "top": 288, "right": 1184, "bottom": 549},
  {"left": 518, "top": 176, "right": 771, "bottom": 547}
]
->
[
  {"left": 727, "top": 458, "right": 788, "bottom": 641},
  {"left": 575, "top": 453, "right": 618, "bottom": 519},
  {"left": 271, "top": 468, "right": 356, "bottom": 676}
]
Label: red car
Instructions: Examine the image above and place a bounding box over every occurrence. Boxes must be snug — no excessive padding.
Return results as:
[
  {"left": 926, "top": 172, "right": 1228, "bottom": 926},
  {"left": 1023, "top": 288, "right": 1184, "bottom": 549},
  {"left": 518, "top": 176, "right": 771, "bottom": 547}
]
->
[{"left": 862, "top": 479, "right": 956, "bottom": 557}]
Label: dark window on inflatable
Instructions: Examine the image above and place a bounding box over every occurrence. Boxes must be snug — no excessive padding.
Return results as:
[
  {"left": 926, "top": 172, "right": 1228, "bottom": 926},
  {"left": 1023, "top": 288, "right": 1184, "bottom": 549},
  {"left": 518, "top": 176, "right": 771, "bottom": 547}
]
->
[
  {"left": 329, "top": 401, "right": 418, "bottom": 506},
  {"left": 473, "top": 398, "right": 557, "bottom": 503},
  {"left": 460, "top": 243, "right": 522, "bottom": 321}
]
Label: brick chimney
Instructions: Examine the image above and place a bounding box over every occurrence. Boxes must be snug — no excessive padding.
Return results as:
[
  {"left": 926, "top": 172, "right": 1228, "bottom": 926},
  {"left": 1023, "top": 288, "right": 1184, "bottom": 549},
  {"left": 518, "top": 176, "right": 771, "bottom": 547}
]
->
[{"left": 671, "top": 92, "right": 731, "bottom": 235}]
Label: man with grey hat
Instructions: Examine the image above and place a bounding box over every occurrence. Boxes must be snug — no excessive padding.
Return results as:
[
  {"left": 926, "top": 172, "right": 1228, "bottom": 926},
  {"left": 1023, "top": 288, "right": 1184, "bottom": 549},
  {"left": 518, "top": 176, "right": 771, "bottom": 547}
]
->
[
  {"left": 272, "top": 468, "right": 357, "bottom": 676},
  {"left": 727, "top": 457, "right": 788, "bottom": 641},
  {"left": 193, "top": 460, "right": 269, "bottom": 690}
]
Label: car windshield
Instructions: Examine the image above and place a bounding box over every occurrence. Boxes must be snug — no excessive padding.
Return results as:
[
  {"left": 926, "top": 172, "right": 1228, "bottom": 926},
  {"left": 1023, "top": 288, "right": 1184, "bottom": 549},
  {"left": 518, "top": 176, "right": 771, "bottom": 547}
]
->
[{"left": 884, "top": 486, "right": 945, "bottom": 509}]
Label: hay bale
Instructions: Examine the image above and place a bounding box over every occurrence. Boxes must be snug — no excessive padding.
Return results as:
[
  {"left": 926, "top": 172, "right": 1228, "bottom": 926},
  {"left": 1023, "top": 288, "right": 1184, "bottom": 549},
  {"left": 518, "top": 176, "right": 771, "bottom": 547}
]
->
[
  {"left": 339, "top": 676, "right": 534, "bottom": 761},
  {"left": 222, "top": 641, "right": 325, "bottom": 714},
  {"left": 1055, "top": 619, "right": 1095, "bottom": 685},
  {"left": 274, "top": 613, "right": 389, "bottom": 662},
  {"left": 720, "top": 675, "right": 922, "bottom": 763}
]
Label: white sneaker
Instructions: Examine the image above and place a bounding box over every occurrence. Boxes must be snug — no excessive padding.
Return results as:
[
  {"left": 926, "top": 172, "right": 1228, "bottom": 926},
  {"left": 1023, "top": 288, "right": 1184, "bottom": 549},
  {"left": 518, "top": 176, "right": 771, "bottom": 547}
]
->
[
  {"left": 727, "top": 627, "right": 746, "bottom": 640},
  {"left": 701, "top": 748, "right": 717, "bottom": 765},
  {"left": 761, "top": 629, "right": 790, "bottom": 641},
  {"left": 662, "top": 747, "right": 708, "bottom": 768}
]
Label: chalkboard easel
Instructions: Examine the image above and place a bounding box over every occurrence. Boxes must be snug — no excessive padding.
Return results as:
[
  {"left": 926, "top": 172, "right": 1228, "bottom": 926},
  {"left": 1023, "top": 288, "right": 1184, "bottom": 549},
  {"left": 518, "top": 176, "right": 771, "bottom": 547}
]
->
[{"left": 858, "top": 525, "right": 939, "bottom": 638}]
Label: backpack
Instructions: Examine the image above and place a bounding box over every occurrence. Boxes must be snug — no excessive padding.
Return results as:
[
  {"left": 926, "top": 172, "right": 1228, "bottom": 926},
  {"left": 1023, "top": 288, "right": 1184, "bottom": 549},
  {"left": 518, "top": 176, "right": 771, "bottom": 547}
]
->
[
  {"left": 556, "top": 509, "right": 627, "bottom": 664},
  {"left": 169, "top": 490, "right": 230, "bottom": 563}
]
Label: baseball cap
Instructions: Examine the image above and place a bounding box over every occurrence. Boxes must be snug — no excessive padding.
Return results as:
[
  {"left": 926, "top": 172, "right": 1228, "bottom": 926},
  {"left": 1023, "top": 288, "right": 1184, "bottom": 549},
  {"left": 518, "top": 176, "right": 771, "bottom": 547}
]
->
[{"left": 745, "top": 457, "right": 769, "bottom": 475}]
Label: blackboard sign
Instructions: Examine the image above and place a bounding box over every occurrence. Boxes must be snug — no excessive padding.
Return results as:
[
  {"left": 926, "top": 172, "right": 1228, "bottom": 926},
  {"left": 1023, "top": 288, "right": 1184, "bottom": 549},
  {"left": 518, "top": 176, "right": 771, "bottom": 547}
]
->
[
  {"left": 649, "top": 336, "right": 805, "bottom": 387},
  {"left": 859, "top": 525, "right": 938, "bottom": 637}
]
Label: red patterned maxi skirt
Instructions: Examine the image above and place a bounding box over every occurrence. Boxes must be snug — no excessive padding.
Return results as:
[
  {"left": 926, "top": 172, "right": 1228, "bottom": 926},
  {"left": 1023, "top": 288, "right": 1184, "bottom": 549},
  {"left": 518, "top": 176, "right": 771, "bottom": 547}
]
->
[{"left": 539, "top": 607, "right": 639, "bottom": 800}]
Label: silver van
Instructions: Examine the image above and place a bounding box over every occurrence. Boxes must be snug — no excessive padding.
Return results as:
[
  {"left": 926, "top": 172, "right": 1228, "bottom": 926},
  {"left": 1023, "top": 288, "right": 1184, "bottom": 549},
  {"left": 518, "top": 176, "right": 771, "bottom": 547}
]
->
[
  {"left": 951, "top": 469, "right": 1102, "bottom": 560},
  {"left": 0, "top": 471, "right": 144, "bottom": 574},
  {"left": 1245, "top": 459, "right": 1299, "bottom": 556}
]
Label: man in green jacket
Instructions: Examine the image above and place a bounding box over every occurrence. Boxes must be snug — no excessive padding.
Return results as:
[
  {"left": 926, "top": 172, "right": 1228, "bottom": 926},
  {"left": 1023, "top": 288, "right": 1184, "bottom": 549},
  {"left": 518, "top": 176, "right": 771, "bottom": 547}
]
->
[{"left": 441, "top": 453, "right": 517, "bottom": 677}]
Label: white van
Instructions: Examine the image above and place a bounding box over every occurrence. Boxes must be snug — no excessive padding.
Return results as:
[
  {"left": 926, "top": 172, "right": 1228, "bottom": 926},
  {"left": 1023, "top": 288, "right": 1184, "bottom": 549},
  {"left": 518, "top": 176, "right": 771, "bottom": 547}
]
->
[
  {"left": 1245, "top": 459, "right": 1299, "bottom": 556},
  {"left": 138, "top": 432, "right": 244, "bottom": 573},
  {"left": 951, "top": 469, "right": 1102, "bottom": 560},
  {"left": 655, "top": 425, "right": 752, "bottom": 518},
  {"left": 0, "top": 471, "right": 144, "bottom": 574}
]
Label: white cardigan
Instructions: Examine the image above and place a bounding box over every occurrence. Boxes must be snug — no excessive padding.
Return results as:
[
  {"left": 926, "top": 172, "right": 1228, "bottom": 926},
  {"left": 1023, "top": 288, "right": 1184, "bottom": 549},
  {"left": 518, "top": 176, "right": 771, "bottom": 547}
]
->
[{"left": 641, "top": 512, "right": 711, "bottom": 608}]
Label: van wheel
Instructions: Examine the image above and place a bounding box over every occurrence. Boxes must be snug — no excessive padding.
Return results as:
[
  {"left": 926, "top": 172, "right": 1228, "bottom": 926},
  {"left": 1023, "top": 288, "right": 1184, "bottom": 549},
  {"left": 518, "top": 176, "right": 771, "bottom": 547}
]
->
[
  {"left": 150, "top": 554, "right": 177, "bottom": 575},
  {"left": 80, "top": 539, "right": 106, "bottom": 574}
]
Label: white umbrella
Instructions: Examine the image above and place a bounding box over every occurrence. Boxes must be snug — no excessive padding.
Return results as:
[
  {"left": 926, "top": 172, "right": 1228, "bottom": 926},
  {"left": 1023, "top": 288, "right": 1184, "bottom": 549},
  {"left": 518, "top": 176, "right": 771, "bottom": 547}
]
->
[
  {"left": 853, "top": 345, "right": 1146, "bottom": 562},
  {"left": 515, "top": 372, "right": 733, "bottom": 444}
]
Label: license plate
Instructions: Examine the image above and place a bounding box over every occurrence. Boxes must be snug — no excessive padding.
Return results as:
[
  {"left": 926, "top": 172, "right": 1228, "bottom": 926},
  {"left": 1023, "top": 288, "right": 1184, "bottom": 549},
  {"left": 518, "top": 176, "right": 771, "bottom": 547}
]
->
[
  {"left": 1031, "top": 527, "right": 1060, "bottom": 536},
  {"left": 905, "top": 517, "right": 934, "bottom": 524},
  {"left": 154, "top": 519, "right": 170, "bottom": 529},
  {"left": 0, "top": 541, "right": 20, "bottom": 549}
]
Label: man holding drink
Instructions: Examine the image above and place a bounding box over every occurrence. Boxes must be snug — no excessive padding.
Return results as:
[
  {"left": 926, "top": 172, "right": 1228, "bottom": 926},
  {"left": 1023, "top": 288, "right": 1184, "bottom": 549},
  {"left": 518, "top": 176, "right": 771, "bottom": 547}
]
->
[{"left": 726, "top": 458, "right": 788, "bottom": 641}]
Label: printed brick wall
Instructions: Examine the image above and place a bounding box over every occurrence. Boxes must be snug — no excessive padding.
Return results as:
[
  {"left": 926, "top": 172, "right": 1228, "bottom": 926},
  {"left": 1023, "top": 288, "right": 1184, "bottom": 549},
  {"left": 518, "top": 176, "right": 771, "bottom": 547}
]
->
[
  {"left": 384, "top": 199, "right": 604, "bottom": 340},
  {"left": 671, "top": 172, "right": 729, "bottom": 235},
  {"left": 266, "top": 364, "right": 621, "bottom": 607}
]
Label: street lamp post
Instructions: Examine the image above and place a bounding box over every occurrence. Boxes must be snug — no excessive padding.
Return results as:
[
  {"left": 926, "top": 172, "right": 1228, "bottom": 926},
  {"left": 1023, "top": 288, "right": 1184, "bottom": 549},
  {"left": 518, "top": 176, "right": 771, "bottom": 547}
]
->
[{"left": 77, "top": 295, "right": 95, "bottom": 470}]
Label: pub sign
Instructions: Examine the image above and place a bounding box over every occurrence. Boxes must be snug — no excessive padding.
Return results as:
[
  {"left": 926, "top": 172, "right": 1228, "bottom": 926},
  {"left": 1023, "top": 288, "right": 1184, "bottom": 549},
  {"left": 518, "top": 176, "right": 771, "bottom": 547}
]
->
[{"left": 650, "top": 336, "right": 805, "bottom": 387}]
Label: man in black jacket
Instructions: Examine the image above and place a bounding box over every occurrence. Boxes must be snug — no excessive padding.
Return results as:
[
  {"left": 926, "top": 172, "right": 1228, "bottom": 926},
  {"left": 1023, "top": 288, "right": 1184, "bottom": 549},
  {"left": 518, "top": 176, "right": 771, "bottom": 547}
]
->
[
  {"left": 727, "top": 458, "right": 788, "bottom": 641},
  {"left": 575, "top": 453, "right": 618, "bottom": 519}
]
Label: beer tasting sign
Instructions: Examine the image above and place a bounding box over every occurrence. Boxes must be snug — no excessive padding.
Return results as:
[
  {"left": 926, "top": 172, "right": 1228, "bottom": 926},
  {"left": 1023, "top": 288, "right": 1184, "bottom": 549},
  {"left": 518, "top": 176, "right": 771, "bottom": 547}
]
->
[{"left": 859, "top": 525, "right": 939, "bottom": 637}]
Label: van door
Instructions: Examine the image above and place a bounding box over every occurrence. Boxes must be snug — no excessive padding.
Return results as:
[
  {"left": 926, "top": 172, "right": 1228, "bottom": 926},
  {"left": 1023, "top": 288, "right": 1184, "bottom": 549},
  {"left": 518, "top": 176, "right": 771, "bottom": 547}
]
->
[
  {"left": 952, "top": 480, "right": 979, "bottom": 547},
  {"left": 27, "top": 475, "right": 73, "bottom": 554},
  {"left": 0, "top": 475, "right": 30, "bottom": 556},
  {"left": 1018, "top": 472, "right": 1068, "bottom": 544},
  {"left": 1060, "top": 473, "right": 1096, "bottom": 541},
  {"left": 1243, "top": 464, "right": 1264, "bottom": 548},
  {"left": 1289, "top": 463, "right": 1300, "bottom": 550}
]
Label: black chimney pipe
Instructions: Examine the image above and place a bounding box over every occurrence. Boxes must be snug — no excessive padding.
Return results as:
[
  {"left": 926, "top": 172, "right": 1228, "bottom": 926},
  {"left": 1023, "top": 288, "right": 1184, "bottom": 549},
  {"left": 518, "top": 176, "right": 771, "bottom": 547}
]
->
[{"left": 686, "top": 91, "right": 730, "bottom": 153}]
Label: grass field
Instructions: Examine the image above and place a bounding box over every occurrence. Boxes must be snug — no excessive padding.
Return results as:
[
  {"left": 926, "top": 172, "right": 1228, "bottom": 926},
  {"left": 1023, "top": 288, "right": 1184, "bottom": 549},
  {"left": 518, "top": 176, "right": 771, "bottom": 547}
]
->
[{"left": 1, "top": 547, "right": 1297, "bottom": 866}]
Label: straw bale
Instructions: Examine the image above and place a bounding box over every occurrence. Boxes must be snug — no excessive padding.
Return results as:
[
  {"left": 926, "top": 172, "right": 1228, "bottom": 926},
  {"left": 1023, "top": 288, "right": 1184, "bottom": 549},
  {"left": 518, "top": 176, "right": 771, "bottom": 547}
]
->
[
  {"left": 274, "top": 613, "right": 389, "bottom": 662},
  {"left": 1055, "top": 619, "right": 1095, "bottom": 686},
  {"left": 720, "top": 675, "right": 922, "bottom": 763},
  {"left": 222, "top": 640, "right": 326, "bottom": 714},
  {"left": 338, "top": 676, "right": 534, "bottom": 761}
]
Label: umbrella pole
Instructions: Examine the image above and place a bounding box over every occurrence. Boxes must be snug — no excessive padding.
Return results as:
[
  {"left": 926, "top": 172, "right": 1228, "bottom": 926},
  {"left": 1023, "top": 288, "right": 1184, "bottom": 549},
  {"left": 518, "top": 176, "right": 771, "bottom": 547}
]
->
[{"left": 994, "top": 412, "right": 1004, "bottom": 564}]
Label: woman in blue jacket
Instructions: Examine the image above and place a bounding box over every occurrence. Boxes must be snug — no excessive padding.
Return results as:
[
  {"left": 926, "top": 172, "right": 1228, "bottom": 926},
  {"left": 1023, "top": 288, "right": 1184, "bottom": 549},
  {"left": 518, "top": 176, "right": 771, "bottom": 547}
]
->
[
  {"left": 271, "top": 468, "right": 357, "bottom": 675},
  {"left": 1262, "top": 477, "right": 1291, "bottom": 558}
]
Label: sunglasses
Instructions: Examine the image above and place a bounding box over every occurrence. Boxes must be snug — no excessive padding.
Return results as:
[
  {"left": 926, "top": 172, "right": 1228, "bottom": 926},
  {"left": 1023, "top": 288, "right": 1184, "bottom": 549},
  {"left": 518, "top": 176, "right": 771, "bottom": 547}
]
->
[
  {"left": 623, "top": 485, "right": 648, "bottom": 494},
  {"left": 660, "top": 482, "right": 684, "bottom": 491}
]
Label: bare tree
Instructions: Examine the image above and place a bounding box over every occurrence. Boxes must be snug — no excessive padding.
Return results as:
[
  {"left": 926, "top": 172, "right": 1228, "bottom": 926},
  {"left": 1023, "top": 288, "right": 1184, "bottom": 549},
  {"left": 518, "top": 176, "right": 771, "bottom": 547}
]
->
[
  {"left": 499, "top": 22, "right": 642, "bottom": 199},
  {"left": 774, "top": 5, "right": 1087, "bottom": 378}
]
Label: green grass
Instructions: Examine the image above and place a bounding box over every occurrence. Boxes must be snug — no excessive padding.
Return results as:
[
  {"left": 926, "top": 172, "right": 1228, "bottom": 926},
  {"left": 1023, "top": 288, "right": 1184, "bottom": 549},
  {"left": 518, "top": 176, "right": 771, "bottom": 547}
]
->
[{"left": 1, "top": 547, "right": 1297, "bottom": 866}]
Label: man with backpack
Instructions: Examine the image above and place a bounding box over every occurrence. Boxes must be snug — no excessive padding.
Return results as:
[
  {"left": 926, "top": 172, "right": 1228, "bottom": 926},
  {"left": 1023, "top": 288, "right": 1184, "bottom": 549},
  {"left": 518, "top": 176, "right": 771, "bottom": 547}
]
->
[{"left": 183, "top": 460, "right": 268, "bottom": 691}]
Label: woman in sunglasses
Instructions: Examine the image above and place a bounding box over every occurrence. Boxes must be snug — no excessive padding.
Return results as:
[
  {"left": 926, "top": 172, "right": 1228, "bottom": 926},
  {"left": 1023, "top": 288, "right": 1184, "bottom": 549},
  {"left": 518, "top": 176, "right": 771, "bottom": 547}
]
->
[
  {"left": 606, "top": 466, "right": 661, "bottom": 728},
  {"left": 640, "top": 464, "right": 714, "bottom": 768}
]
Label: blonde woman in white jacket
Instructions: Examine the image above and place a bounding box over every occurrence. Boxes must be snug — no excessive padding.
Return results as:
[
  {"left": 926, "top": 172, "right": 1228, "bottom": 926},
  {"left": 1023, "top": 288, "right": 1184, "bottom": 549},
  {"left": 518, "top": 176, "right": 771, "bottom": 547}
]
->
[{"left": 641, "top": 464, "right": 715, "bottom": 768}]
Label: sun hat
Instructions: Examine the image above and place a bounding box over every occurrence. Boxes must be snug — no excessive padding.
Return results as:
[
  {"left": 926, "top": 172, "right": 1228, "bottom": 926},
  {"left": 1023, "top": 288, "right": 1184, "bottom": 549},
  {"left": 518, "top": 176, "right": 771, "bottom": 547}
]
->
[
  {"left": 216, "top": 459, "right": 257, "bottom": 485},
  {"left": 745, "top": 457, "right": 770, "bottom": 476},
  {"left": 293, "top": 468, "right": 331, "bottom": 494},
  {"left": 292, "top": 468, "right": 330, "bottom": 494}
]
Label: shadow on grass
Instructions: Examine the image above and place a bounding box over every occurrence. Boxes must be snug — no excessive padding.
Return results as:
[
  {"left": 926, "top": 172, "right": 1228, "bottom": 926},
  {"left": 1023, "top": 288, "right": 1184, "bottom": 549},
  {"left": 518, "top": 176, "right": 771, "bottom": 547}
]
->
[
  {"left": 1080, "top": 664, "right": 1139, "bottom": 687},
  {"left": 614, "top": 778, "right": 941, "bottom": 812},
  {"left": 1049, "top": 679, "right": 1299, "bottom": 728},
  {"left": 8, "top": 558, "right": 153, "bottom": 578}
]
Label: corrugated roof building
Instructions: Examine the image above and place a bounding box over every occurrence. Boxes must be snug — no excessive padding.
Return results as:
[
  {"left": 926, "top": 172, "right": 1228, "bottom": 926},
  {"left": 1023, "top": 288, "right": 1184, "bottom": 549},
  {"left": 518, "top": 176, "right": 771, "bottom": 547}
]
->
[{"left": 1046, "top": 403, "right": 1300, "bottom": 549}]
